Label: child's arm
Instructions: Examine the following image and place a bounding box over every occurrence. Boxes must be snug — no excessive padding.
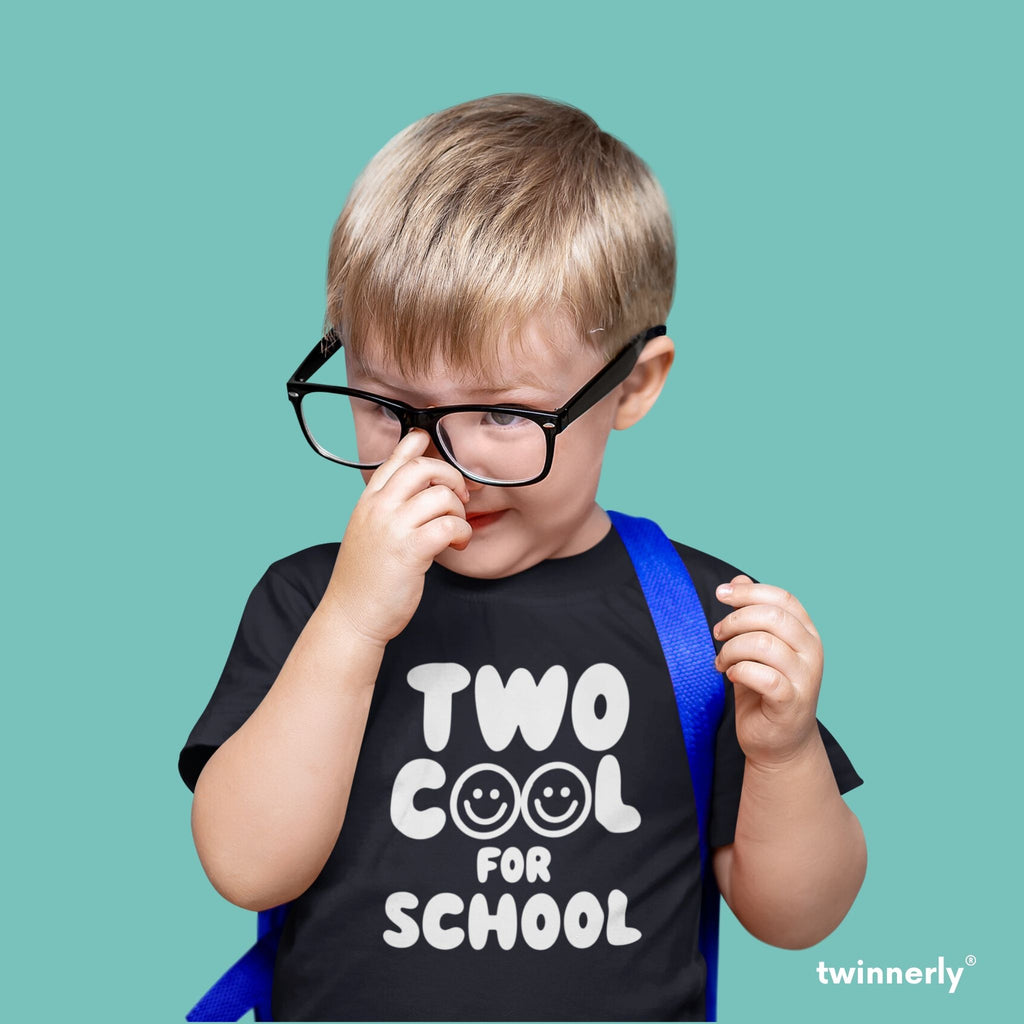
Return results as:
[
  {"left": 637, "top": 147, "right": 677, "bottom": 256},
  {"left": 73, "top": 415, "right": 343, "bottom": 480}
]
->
[
  {"left": 190, "top": 430, "right": 471, "bottom": 911},
  {"left": 710, "top": 575, "right": 867, "bottom": 949}
]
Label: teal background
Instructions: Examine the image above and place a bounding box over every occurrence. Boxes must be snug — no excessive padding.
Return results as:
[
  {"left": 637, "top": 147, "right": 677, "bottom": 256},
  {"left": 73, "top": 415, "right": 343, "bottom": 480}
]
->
[{"left": 4, "top": 1, "right": 1019, "bottom": 1021}]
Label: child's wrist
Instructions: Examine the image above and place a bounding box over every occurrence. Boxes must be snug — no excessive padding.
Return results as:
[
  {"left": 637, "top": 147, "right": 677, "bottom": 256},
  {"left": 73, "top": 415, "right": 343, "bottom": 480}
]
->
[
  {"left": 743, "top": 730, "right": 827, "bottom": 778},
  {"left": 312, "top": 594, "right": 392, "bottom": 658}
]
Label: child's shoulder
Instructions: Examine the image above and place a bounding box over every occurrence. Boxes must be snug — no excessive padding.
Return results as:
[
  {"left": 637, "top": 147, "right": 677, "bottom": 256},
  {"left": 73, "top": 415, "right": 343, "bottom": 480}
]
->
[
  {"left": 258, "top": 541, "right": 341, "bottom": 603},
  {"left": 669, "top": 538, "right": 754, "bottom": 587},
  {"left": 664, "top": 537, "right": 756, "bottom": 621}
]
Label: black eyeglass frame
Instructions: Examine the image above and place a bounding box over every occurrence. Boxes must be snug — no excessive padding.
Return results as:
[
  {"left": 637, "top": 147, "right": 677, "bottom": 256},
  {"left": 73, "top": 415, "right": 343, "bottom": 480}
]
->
[{"left": 286, "top": 324, "right": 666, "bottom": 486}]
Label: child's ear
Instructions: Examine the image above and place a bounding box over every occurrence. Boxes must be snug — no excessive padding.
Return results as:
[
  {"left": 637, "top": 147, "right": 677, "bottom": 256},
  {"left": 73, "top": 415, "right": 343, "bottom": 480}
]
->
[{"left": 613, "top": 336, "right": 674, "bottom": 429}]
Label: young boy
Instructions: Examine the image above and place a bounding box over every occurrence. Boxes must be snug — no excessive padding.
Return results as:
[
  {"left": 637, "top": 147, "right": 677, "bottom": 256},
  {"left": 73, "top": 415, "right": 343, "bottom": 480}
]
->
[{"left": 179, "top": 94, "right": 865, "bottom": 1022}]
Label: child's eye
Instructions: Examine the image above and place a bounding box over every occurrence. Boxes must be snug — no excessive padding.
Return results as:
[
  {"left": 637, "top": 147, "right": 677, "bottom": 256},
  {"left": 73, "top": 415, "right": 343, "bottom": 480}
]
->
[
  {"left": 374, "top": 404, "right": 401, "bottom": 422},
  {"left": 483, "top": 410, "right": 530, "bottom": 428}
]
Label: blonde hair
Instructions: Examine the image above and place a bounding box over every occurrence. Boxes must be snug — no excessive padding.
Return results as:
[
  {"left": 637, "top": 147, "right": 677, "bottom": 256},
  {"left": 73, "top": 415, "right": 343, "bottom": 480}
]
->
[{"left": 325, "top": 94, "right": 675, "bottom": 378}]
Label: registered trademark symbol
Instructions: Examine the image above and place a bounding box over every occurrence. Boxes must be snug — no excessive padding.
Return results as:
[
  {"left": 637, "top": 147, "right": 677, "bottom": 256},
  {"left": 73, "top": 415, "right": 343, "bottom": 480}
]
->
[{"left": 965, "top": 955, "right": 977, "bottom": 966}]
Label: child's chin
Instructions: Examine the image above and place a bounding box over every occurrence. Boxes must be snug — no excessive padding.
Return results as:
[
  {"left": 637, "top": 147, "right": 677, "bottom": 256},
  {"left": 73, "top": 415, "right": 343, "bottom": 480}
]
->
[{"left": 435, "top": 538, "right": 532, "bottom": 580}]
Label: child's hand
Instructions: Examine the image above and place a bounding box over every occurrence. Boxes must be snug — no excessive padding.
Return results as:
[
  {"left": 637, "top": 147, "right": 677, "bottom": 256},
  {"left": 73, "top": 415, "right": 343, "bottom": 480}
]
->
[
  {"left": 323, "top": 429, "right": 472, "bottom": 647},
  {"left": 712, "top": 575, "right": 824, "bottom": 767}
]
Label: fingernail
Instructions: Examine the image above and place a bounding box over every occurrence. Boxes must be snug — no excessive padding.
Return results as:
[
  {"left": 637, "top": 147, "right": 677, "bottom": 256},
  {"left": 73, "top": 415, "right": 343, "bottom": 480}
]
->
[{"left": 717, "top": 584, "right": 733, "bottom": 598}]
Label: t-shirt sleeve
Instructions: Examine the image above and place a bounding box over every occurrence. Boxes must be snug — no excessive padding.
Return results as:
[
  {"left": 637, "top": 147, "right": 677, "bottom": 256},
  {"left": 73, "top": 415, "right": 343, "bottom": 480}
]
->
[
  {"left": 671, "top": 542, "right": 864, "bottom": 849},
  {"left": 177, "top": 545, "right": 335, "bottom": 792}
]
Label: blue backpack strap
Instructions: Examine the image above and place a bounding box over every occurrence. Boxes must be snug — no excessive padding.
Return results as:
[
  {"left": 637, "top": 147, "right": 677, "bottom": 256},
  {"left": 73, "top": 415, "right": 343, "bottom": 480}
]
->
[
  {"left": 187, "top": 904, "right": 289, "bottom": 1022},
  {"left": 607, "top": 510, "right": 726, "bottom": 1022}
]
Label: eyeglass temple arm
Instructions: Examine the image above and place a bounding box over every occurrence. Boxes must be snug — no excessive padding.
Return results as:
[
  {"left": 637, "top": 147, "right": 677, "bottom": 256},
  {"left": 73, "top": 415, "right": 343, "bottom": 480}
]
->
[
  {"left": 289, "top": 328, "right": 343, "bottom": 384},
  {"left": 557, "top": 325, "right": 666, "bottom": 429}
]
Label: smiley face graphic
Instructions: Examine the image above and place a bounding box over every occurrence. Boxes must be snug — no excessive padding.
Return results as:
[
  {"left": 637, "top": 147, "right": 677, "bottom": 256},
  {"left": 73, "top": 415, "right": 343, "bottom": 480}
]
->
[
  {"left": 449, "top": 763, "right": 521, "bottom": 839},
  {"left": 521, "top": 761, "right": 592, "bottom": 837}
]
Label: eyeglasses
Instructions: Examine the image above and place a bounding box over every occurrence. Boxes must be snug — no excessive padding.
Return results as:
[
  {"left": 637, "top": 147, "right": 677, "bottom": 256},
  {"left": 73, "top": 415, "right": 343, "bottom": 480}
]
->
[{"left": 286, "top": 324, "right": 666, "bottom": 486}]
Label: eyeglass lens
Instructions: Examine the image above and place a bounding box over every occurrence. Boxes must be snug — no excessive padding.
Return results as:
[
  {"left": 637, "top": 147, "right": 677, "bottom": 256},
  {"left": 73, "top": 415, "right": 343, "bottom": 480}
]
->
[{"left": 299, "top": 393, "right": 548, "bottom": 484}]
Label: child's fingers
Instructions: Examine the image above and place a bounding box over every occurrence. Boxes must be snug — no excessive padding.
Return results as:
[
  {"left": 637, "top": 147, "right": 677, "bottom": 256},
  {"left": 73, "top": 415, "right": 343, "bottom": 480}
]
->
[
  {"left": 366, "top": 429, "right": 431, "bottom": 491},
  {"left": 403, "top": 483, "right": 470, "bottom": 531},
  {"left": 720, "top": 663, "right": 798, "bottom": 712},
  {"left": 385, "top": 455, "right": 471, "bottom": 505},
  {"left": 715, "top": 578, "right": 818, "bottom": 638},
  {"left": 713, "top": 603, "right": 814, "bottom": 654},
  {"left": 369, "top": 430, "right": 470, "bottom": 503},
  {"left": 721, "top": 660, "right": 793, "bottom": 703},
  {"left": 414, "top": 513, "right": 474, "bottom": 556},
  {"left": 715, "top": 630, "right": 802, "bottom": 688}
]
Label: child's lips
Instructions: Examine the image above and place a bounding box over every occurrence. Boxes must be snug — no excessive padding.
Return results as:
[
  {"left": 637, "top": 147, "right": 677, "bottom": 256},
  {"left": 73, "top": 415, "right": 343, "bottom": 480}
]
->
[{"left": 466, "top": 510, "right": 507, "bottom": 529}]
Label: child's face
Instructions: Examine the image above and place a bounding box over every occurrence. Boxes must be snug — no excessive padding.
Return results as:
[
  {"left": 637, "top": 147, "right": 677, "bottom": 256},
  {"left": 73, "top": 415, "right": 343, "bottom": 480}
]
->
[{"left": 347, "top": 319, "right": 671, "bottom": 579}]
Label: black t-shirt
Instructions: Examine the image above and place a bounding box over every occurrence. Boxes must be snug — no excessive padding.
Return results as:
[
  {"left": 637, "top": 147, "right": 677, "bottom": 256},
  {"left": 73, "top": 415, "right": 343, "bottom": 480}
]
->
[{"left": 180, "top": 523, "right": 862, "bottom": 1022}]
